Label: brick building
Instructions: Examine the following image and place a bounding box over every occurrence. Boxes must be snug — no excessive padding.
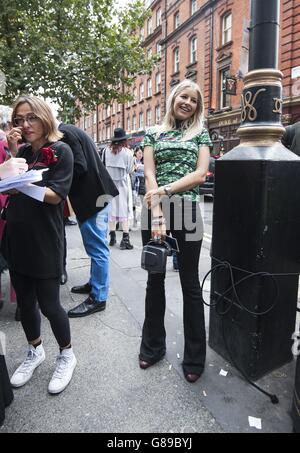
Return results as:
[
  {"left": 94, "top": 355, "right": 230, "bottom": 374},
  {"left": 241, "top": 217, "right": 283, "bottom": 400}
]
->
[{"left": 76, "top": 0, "right": 300, "bottom": 153}]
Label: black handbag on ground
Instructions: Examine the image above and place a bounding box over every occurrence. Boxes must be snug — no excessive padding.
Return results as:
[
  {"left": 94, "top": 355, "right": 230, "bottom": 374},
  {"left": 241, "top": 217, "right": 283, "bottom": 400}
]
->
[{"left": 141, "top": 240, "right": 172, "bottom": 274}]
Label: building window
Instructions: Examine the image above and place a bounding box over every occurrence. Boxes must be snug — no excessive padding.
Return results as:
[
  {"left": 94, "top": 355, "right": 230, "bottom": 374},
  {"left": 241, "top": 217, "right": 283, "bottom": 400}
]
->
[
  {"left": 112, "top": 103, "right": 116, "bottom": 115},
  {"left": 147, "top": 17, "right": 153, "bottom": 36},
  {"left": 132, "top": 114, "right": 137, "bottom": 131},
  {"left": 133, "top": 87, "right": 137, "bottom": 104},
  {"left": 139, "top": 111, "right": 144, "bottom": 129},
  {"left": 93, "top": 112, "right": 97, "bottom": 124},
  {"left": 107, "top": 105, "right": 111, "bottom": 117},
  {"left": 139, "top": 83, "right": 144, "bottom": 101},
  {"left": 140, "top": 27, "right": 145, "bottom": 41},
  {"left": 174, "top": 48, "right": 180, "bottom": 73},
  {"left": 155, "top": 105, "right": 161, "bottom": 124},
  {"left": 220, "top": 67, "right": 231, "bottom": 109},
  {"left": 147, "top": 48, "right": 152, "bottom": 59},
  {"left": 146, "top": 109, "right": 152, "bottom": 127},
  {"left": 191, "top": 0, "right": 197, "bottom": 15},
  {"left": 127, "top": 116, "right": 130, "bottom": 132},
  {"left": 118, "top": 103, "right": 121, "bottom": 112},
  {"left": 156, "top": 42, "right": 161, "bottom": 58},
  {"left": 222, "top": 13, "right": 232, "bottom": 45},
  {"left": 106, "top": 126, "right": 110, "bottom": 140},
  {"left": 155, "top": 72, "right": 161, "bottom": 93},
  {"left": 190, "top": 36, "right": 197, "bottom": 64},
  {"left": 174, "top": 12, "right": 180, "bottom": 30},
  {"left": 147, "top": 78, "right": 152, "bottom": 97},
  {"left": 156, "top": 8, "right": 161, "bottom": 27}
]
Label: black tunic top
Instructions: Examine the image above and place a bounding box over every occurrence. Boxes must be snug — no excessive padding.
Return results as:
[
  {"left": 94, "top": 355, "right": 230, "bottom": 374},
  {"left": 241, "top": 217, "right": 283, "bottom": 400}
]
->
[{"left": 2, "top": 141, "right": 73, "bottom": 279}]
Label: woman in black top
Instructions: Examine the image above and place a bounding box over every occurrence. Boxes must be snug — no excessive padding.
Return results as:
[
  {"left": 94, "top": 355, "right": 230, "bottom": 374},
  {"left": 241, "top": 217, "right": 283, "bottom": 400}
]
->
[{"left": 4, "top": 96, "right": 77, "bottom": 395}]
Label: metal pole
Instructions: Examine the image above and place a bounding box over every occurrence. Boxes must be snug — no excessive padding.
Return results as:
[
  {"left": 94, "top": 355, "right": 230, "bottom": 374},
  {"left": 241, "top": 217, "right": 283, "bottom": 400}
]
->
[{"left": 208, "top": 0, "right": 300, "bottom": 379}]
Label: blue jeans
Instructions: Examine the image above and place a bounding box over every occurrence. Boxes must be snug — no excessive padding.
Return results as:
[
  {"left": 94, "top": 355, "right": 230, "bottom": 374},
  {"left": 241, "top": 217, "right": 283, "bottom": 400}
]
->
[{"left": 79, "top": 206, "right": 110, "bottom": 302}]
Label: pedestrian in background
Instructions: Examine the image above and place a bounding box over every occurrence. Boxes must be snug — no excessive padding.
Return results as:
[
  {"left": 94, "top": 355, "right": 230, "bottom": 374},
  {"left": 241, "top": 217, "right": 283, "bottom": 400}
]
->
[
  {"left": 132, "top": 147, "right": 145, "bottom": 228},
  {"left": 58, "top": 123, "right": 119, "bottom": 318},
  {"left": 139, "top": 79, "right": 211, "bottom": 383},
  {"left": 104, "top": 128, "right": 135, "bottom": 250},
  {"left": 4, "top": 96, "right": 76, "bottom": 395},
  {"left": 282, "top": 121, "right": 300, "bottom": 156}
]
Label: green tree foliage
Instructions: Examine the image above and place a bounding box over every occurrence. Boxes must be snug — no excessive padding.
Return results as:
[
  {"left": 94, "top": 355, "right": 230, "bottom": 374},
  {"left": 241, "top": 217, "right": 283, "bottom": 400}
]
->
[{"left": 0, "top": 0, "right": 153, "bottom": 121}]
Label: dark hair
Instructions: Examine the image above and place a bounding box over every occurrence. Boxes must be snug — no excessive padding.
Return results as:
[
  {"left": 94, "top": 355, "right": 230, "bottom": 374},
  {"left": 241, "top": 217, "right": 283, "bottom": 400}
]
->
[{"left": 111, "top": 139, "right": 128, "bottom": 155}]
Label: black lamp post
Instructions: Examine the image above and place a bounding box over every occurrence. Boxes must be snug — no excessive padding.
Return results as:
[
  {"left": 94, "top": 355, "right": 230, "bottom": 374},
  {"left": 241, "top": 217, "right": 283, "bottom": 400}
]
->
[{"left": 208, "top": 0, "right": 300, "bottom": 379}]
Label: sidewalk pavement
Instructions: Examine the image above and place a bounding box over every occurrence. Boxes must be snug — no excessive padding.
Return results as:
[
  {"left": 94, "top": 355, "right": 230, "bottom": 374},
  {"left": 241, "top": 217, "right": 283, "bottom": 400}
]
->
[{"left": 0, "top": 223, "right": 297, "bottom": 433}]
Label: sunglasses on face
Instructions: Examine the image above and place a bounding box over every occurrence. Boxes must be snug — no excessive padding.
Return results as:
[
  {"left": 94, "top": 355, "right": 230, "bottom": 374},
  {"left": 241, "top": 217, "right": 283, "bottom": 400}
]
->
[{"left": 13, "top": 114, "right": 40, "bottom": 127}]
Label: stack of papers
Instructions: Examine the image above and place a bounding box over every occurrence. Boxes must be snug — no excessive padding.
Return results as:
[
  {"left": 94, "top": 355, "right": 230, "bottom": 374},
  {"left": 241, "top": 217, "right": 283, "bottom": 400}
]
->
[{"left": 0, "top": 169, "right": 48, "bottom": 201}]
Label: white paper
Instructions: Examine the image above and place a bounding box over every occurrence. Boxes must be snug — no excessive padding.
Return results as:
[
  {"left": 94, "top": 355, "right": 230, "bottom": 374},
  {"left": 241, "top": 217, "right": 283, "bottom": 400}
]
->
[
  {"left": 248, "top": 416, "right": 262, "bottom": 430},
  {"left": 0, "top": 169, "right": 47, "bottom": 192},
  {"left": 18, "top": 184, "right": 46, "bottom": 202},
  {"left": 219, "top": 369, "right": 228, "bottom": 377}
]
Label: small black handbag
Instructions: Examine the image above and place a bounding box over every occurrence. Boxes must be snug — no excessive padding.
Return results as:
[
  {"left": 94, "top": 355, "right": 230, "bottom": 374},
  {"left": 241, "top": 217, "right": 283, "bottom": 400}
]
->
[{"left": 141, "top": 240, "right": 173, "bottom": 274}]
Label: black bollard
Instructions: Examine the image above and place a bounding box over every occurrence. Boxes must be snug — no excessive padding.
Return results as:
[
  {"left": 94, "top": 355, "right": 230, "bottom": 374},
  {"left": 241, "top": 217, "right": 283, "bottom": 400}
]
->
[{"left": 208, "top": 0, "right": 300, "bottom": 380}]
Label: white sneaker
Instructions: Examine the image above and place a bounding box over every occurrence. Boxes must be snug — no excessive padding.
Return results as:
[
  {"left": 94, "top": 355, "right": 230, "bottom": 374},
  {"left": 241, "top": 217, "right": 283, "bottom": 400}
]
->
[
  {"left": 48, "top": 348, "right": 77, "bottom": 394},
  {"left": 10, "top": 343, "right": 45, "bottom": 388}
]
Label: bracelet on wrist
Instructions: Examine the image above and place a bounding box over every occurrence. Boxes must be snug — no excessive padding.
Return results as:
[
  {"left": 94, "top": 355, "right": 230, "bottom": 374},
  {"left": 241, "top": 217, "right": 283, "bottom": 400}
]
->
[{"left": 152, "top": 219, "right": 166, "bottom": 226}]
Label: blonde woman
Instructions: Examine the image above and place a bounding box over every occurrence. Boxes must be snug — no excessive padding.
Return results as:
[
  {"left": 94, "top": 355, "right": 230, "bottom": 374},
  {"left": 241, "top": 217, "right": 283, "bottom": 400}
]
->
[
  {"left": 139, "top": 79, "right": 212, "bottom": 383},
  {"left": 4, "top": 96, "right": 76, "bottom": 394}
]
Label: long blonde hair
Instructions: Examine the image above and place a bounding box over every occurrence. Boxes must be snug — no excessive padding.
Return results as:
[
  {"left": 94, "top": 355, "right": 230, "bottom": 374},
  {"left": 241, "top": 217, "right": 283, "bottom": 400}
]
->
[
  {"left": 155, "top": 79, "right": 204, "bottom": 141},
  {"left": 11, "top": 96, "right": 63, "bottom": 142}
]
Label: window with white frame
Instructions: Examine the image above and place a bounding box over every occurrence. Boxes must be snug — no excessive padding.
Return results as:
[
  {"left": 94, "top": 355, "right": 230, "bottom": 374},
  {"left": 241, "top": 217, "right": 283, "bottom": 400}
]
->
[
  {"left": 132, "top": 114, "right": 137, "bottom": 131},
  {"left": 139, "top": 111, "right": 144, "bottom": 129},
  {"left": 220, "top": 67, "right": 231, "bottom": 109},
  {"left": 140, "top": 27, "right": 145, "bottom": 41},
  {"left": 174, "top": 48, "right": 180, "bottom": 73},
  {"left": 107, "top": 105, "right": 111, "bottom": 117},
  {"left": 112, "top": 103, "right": 116, "bottom": 115},
  {"left": 156, "top": 42, "right": 162, "bottom": 58},
  {"left": 147, "top": 17, "right": 153, "bottom": 36},
  {"left": 190, "top": 36, "right": 197, "bottom": 64},
  {"left": 155, "top": 71, "right": 161, "bottom": 93},
  {"left": 174, "top": 12, "right": 180, "bottom": 29},
  {"left": 147, "top": 78, "right": 152, "bottom": 97},
  {"left": 156, "top": 8, "right": 161, "bottom": 27},
  {"left": 191, "top": 0, "right": 197, "bottom": 15},
  {"left": 146, "top": 109, "right": 152, "bottom": 127},
  {"left": 127, "top": 116, "right": 130, "bottom": 132},
  {"left": 133, "top": 87, "right": 137, "bottom": 104},
  {"left": 155, "top": 105, "right": 161, "bottom": 124},
  {"left": 93, "top": 112, "right": 97, "bottom": 124},
  {"left": 139, "top": 83, "right": 144, "bottom": 101},
  {"left": 222, "top": 13, "right": 232, "bottom": 45},
  {"left": 106, "top": 126, "right": 110, "bottom": 140},
  {"left": 118, "top": 103, "right": 121, "bottom": 112}
]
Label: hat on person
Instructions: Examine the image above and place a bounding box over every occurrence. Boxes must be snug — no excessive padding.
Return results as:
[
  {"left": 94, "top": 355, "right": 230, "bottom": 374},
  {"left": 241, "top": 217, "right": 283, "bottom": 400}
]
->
[{"left": 111, "top": 128, "right": 128, "bottom": 143}]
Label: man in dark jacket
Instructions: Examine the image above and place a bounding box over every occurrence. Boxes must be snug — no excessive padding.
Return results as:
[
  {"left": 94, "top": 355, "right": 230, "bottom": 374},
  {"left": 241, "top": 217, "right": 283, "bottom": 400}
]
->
[
  {"left": 282, "top": 121, "right": 300, "bottom": 156},
  {"left": 59, "top": 123, "right": 118, "bottom": 317}
]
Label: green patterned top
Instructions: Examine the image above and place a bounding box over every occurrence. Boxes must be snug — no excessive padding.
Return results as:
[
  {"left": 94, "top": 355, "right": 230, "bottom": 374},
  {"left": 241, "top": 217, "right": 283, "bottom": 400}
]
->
[{"left": 141, "top": 127, "right": 212, "bottom": 201}]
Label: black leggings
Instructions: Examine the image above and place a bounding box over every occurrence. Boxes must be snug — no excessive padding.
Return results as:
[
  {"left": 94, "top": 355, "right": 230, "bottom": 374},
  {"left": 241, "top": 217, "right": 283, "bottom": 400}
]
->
[{"left": 10, "top": 271, "right": 71, "bottom": 348}]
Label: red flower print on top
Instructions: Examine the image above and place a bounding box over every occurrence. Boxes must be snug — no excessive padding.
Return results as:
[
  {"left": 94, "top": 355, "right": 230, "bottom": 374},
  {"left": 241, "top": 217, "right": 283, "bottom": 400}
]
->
[{"left": 40, "top": 147, "right": 58, "bottom": 166}]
